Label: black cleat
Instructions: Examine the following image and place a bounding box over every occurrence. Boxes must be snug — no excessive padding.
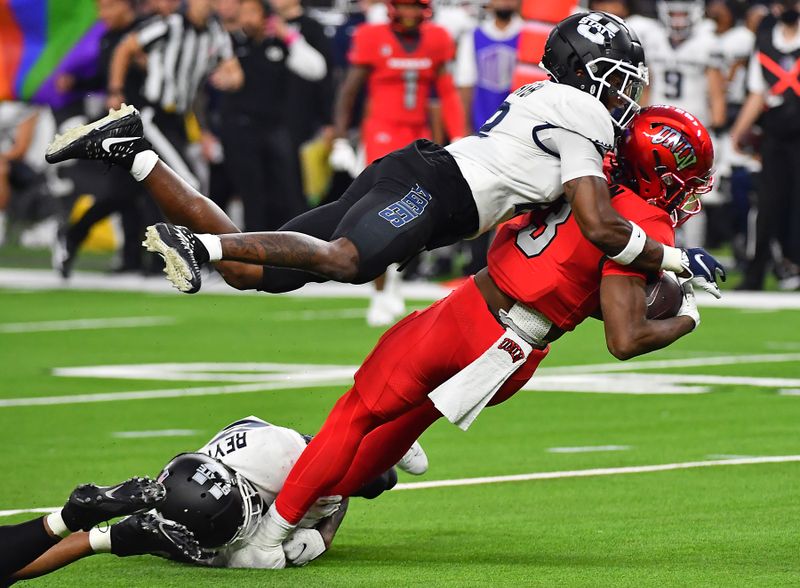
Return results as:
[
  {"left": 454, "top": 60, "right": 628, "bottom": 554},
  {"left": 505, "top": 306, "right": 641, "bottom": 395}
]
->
[
  {"left": 111, "top": 513, "right": 203, "bottom": 562},
  {"left": 142, "top": 223, "right": 207, "bottom": 294},
  {"left": 45, "top": 104, "right": 150, "bottom": 168},
  {"left": 61, "top": 476, "right": 166, "bottom": 532}
]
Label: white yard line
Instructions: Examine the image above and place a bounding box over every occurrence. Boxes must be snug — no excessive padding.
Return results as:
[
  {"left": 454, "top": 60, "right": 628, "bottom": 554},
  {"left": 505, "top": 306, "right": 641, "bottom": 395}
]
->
[
  {"left": 4, "top": 455, "right": 798, "bottom": 518},
  {"left": 393, "top": 455, "right": 800, "bottom": 491},
  {"left": 0, "top": 316, "right": 176, "bottom": 333},
  {"left": 547, "top": 445, "right": 630, "bottom": 453},
  {"left": 112, "top": 429, "right": 201, "bottom": 439},
  {"left": 2, "top": 268, "right": 800, "bottom": 308}
]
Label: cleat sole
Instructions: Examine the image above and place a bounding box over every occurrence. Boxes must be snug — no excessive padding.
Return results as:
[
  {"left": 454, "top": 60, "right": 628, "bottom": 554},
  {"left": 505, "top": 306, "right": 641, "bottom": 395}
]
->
[{"left": 142, "top": 226, "right": 196, "bottom": 293}]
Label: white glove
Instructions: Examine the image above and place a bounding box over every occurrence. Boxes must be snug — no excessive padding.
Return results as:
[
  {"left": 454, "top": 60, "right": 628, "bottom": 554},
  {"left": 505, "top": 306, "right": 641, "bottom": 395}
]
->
[
  {"left": 283, "top": 528, "right": 327, "bottom": 567},
  {"left": 226, "top": 543, "right": 286, "bottom": 569},
  {"left": 329, "top": 138, "right": 357, "bottom": 176},
  {"left": 676, "top": 281, "right": 700, "bottom": 330}
]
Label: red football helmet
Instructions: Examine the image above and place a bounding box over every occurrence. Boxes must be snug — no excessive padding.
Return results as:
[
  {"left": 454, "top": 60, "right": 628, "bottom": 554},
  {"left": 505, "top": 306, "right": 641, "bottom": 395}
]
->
[
  {"left": 614, "top": 104, "right": 714, "bottom": 227},
  {"left": 388, "top": 0, "right": 432, "bottom": 33}
]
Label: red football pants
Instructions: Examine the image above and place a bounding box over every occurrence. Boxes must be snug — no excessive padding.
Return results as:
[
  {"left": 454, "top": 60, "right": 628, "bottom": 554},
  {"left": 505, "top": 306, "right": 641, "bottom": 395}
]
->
[
  {"left": 274, "top": 278, "right": 549, "bottom": 523},
  {"left": 362, "top": 118, "right": 432, "bottom": 164}
]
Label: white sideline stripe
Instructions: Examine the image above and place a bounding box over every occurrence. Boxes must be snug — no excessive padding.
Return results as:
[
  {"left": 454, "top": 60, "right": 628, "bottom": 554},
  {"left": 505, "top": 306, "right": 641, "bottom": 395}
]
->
[
  {"left": 5, "top": 455, "right": 799, "bottom": 518},
  {"left": 393, "top": 455, "right": 800, "bottom": 491},
  {"left": 547, "top": 445, "right": 630, "bottom": 453},
  {"left": 0, "top": 316, "right": 176, "bottom": 333},
  {"left": 112, "top": 429, "right": 200, "bottom": 438},
  {"left": 539, "top": 353, "right": 800, "bottom": 374},
  {"left": 0, "top": 380, "right": 353, "bottom": 407}
]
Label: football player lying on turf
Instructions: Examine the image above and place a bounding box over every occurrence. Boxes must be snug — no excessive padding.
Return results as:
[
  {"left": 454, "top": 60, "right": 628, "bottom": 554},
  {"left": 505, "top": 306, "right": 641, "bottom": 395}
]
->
[
  {"left": 198, "top": 106, "right": 718, "bottom": 568},
  {"left": 45, "top": 12, "right": 725, "bottom": 300},
  {"left": 4, "top": 417, "right": 427, "bottom": 582}
]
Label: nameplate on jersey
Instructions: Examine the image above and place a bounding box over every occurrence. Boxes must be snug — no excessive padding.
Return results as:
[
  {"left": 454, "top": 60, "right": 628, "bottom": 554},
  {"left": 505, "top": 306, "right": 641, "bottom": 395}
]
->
[
  {"left": 378, "top": 184, "right": 432, "bottom": 228},
  {"left": 387, "top": 57, "right": 433, "bottom": 70}
]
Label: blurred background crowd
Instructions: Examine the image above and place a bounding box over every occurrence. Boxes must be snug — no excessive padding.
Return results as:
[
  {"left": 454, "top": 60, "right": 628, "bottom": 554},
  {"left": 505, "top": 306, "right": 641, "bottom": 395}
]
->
[{"left": 1, "top": 0, "right": 799, "bottom": 293}]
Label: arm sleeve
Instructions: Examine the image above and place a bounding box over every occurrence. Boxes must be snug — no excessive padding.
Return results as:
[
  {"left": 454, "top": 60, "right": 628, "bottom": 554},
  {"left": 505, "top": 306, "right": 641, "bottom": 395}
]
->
[
  {"left": 747, "top": 51, "right": 766, "bottom": 94},
  {"left": 453, "top": 29, "right": 477, "bottom": 88},
  {"left": 136, "top": 17, "right": 169, "bottom": 50},
  {"left": 217, "top": 27, "right": 234, "bottom": 61},
  {"left": 286, "top": 36, "right": 328, "bottom": 81},
  {"left": 436, "top": 68, "right": 466, "bottom": 139},
  {"left": 348, "top": 26, "right": 375, "bottom": 66},
  {"left": 540, "top": 127, "right": 606, "bottom": 184}
]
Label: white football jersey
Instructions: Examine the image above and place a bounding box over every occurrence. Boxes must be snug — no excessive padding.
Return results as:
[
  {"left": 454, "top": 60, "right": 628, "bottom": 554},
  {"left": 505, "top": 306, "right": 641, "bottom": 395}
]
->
[
  {"left": 715, "top": 25, "right": 755, "bottom": 106},
  {"left": 632, "top": 20, "right": 720, "bottom": 125},
  {"left": 445, "top": 81, "right": 614, "bottom": 234},
  {"left": 197, "top": 416, "right": 341, "bottom": 567}
]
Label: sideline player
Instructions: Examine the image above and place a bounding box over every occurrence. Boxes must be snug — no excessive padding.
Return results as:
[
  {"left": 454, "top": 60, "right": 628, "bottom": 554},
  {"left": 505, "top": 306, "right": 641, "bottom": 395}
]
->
[
  {"left": 328, "top": 0, "right": 467, "bottom": 325},
  {"left": 4, "top": 417, "right": 428, "bottom": 582},
  {"left": 221, "top": 105, "right": 718, "bottom": 568},
  {"left": 45, "top": 12, "right": 726, "bottom": 301}
]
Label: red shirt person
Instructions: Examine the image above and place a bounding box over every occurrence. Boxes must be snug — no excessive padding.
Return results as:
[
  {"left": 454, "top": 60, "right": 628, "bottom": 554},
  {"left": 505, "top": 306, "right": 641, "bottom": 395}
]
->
[
  {"left": 329, "top": 0, "right": 466, "bottom": 173},
  {"left": 249, "top": 105, "right": 716, "bottom": 567}
]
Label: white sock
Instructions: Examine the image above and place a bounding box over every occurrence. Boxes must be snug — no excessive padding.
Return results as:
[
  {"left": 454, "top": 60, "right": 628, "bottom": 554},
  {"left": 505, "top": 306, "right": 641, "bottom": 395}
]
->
[
  {"left": 130, "top": 150, "right": 159, "bottom": 182},
  {"left": 88, "top": 527, "right": 113, "bottom": 553},
  {"left": 195, "top": 233, "right": 222, "bottom": 262},
  {"left": 45, "top": 510, "right": 71, "bottom": 538}
]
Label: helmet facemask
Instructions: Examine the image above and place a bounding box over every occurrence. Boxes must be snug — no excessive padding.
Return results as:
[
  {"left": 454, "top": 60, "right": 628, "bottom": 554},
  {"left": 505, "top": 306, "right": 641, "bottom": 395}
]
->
[
  {"left": 226, "top": 473, "right": 263, "bottom": 545},
  {"left": 647, "top": 149, "right": 712, "bottom": 227},
  {"left": 585, "top": 57, "right": 649, "bottom": 130}
]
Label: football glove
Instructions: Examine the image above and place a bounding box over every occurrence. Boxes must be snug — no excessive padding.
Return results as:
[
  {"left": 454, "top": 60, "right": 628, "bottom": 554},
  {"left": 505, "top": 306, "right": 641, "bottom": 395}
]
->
[
  {"left": 283, "top": 528, "right": 327, "bottom": 567},
  {"left": 676, "top": 281, "right": 700, "bottom": 330},
  {"left": 329, "top": 138, "right": 357, "bottom": 177},
  {"left": 680, "top": 247, "right": 726, "bottom": 299}
]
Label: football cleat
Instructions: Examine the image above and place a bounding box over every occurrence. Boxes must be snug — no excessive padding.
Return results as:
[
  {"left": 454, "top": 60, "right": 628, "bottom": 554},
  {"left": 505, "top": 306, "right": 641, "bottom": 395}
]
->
[
  {"left": 110, "top": 512, "right": 203, "bottom": 562},
  {"left": 60, "top": 476, "right": 166, "bottom": 532},
  {"left": 45, "top": 104, "right": 150, "bottom": 168},
  {"left": 142, "top": 223, "right": 207, "bottom": 294},
  {"left": 395, "top": 440, "right": 428, "bottom": 476}
]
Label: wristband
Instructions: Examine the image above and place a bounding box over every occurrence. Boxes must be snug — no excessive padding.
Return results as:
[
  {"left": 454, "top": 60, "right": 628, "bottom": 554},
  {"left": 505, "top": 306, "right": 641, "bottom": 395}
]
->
[
  {"left": 660, "top": 245, "right": 686, "bottom": 273},
  {"left": 608, "top": 221, "right": 646, "bottom": 265}
]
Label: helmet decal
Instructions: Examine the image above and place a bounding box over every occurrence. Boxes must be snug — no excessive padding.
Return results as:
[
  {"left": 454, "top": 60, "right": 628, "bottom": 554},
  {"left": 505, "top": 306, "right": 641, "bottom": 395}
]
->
[
  {"left": 650, "top": 125, "right": 698, "bottom": 171},
  {"left": 576, "top": 13, "right": 621, "bottom": 44}
]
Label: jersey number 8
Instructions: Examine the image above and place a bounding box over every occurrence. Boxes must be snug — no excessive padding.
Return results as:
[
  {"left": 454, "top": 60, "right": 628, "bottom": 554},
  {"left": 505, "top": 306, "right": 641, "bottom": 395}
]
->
[{"left": 515, "top": 202, "right": 571, "bottom": 257}]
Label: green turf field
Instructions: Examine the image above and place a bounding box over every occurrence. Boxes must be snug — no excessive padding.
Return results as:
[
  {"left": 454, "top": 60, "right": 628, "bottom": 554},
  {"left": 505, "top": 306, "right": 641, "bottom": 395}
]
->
[{"left": 1, "top": 288, "right": 799, "bottom": 587}]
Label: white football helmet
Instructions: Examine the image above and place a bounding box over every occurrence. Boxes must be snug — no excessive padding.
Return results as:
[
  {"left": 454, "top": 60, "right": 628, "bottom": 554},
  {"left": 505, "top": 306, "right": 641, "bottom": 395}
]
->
[{"left": 657, "top": 0, "right": 705, "bottom": 42}]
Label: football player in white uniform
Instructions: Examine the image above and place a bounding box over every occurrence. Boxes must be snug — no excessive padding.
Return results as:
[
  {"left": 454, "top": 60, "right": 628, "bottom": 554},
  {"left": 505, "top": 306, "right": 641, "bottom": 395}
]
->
[
  {"left": 6, "top": 417, "right": 426, "bottom": 581},
  {"left": 45, "top": 11, "right": 727, "bottom": 300},
  {"left": 632, "top": 0, "right": 727, "bottom": 130}
]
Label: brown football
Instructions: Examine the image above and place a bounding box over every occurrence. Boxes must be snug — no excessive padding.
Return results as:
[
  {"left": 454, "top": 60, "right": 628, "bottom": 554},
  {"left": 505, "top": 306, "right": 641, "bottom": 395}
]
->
[{"left": 645, "top": 272, "right": 683, "bottom": 319}]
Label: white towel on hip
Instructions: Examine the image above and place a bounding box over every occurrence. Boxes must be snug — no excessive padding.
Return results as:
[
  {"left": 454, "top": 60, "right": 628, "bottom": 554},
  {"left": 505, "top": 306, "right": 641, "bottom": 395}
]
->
[{"left": 428, "top": 328, "right": 533, "bottom": 431}]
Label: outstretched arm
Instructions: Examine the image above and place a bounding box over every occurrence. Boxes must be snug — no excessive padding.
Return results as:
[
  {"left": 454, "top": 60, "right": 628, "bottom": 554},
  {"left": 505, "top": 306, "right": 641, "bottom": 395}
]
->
[
  {"left": 12, "top": 533, "right": 93, "bottom": 581},
  {"left": 564, "top": 176, "right": 676, "bottom": 272},
  {"left": 600, "top": 274, "right": 696, "bottom": 360}
]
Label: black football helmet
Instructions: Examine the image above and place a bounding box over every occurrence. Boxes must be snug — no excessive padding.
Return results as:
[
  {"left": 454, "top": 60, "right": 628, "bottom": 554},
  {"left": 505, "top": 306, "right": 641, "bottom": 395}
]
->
[
  {"left": 156, "top": 453, "right": 263, "bottom": 549},
  {"left": 540, "top": 11, "right": 648, "bottom": 130}
]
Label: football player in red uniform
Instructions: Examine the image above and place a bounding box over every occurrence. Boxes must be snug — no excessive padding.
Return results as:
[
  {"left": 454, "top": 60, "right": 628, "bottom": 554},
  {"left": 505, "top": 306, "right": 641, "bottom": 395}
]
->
[
  {"left": 328, "top": 0, "right": 466, "bottom": 173},
  {"left": 229, "top": 105, "right": 715, "bottom": 567},
  {"left": 327, "top": 0, "right": 467, "bottom": 326}
]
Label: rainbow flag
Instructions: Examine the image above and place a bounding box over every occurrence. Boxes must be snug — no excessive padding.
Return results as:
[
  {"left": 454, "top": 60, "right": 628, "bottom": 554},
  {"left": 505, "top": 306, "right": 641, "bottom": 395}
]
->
[{"left": 0, "top": 0, "right": 104, "bottom": 108}]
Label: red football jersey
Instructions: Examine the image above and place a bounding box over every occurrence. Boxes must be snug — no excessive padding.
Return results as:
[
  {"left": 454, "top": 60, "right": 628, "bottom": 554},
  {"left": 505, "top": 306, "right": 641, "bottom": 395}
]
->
[
  {"left": 348, "top": 22, "right": 455, "bottom": 125},
  {"left": 488, "top": 185, "right": 676, "bottom": 331}
]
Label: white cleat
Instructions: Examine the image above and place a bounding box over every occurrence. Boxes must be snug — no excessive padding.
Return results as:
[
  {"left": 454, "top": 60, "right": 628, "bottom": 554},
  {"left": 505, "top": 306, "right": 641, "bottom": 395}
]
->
[
  {"left": 396, "top": 440, "right": 428, "bottom": 475},
  {"left": 366, "top": 291, "right": 401, "bottom": 327}
]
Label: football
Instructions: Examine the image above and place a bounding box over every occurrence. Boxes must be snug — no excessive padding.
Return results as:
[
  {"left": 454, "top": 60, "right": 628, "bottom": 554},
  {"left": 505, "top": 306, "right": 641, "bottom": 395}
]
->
[{"left": 645, "top": 272, "right": 684, "bottom": 319}]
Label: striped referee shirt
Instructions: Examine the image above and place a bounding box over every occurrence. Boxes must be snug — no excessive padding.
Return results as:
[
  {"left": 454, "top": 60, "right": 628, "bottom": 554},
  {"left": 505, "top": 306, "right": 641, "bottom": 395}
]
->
[{"left": 137, "top": 12, "right": 233, "bottom": 114}]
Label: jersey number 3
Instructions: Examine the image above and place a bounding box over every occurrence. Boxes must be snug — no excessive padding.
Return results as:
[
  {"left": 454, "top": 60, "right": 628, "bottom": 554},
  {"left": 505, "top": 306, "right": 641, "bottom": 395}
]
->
[{"left": 515, "top": 202, "right": 571, "bottom": 257}]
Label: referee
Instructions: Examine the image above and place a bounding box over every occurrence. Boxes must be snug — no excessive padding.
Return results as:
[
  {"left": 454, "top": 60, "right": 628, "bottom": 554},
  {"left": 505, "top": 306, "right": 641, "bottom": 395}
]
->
[
  {"left": 731, "top": 0, "right": 800, "bottom": 290},
  {"left": 107, "top": 0, "right": 243, "bottom": 188}
]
